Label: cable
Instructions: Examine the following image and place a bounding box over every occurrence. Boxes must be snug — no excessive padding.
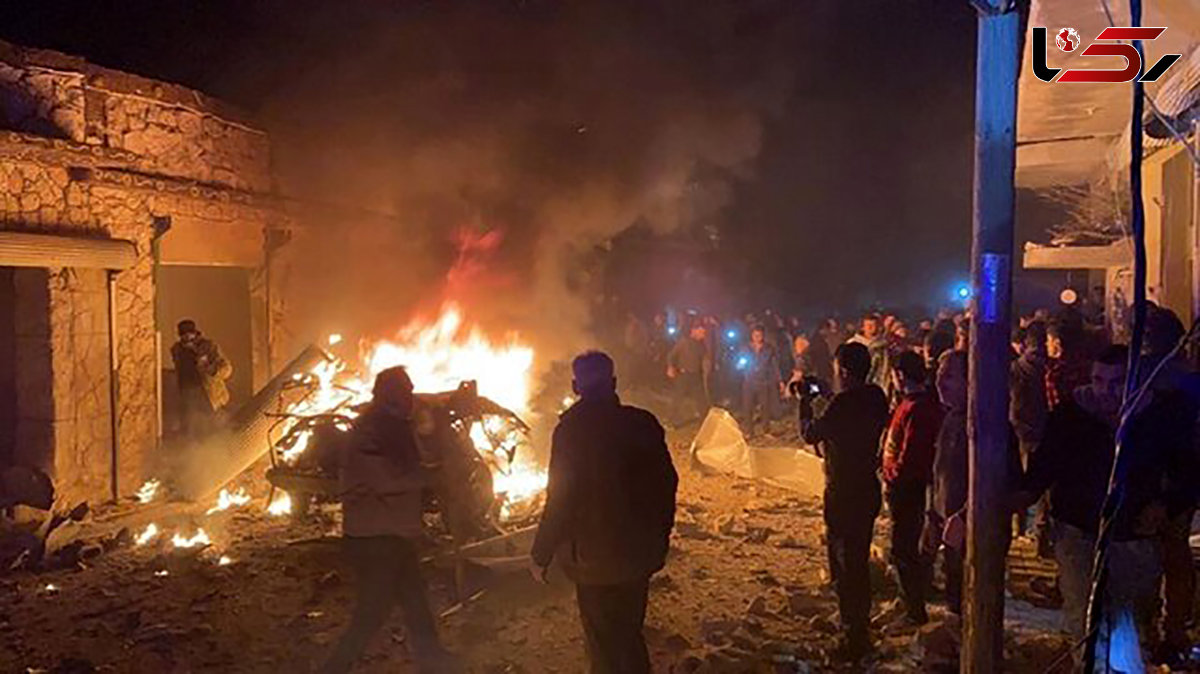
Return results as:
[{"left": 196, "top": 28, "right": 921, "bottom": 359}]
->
[{"left": 1082, "top": 0, "right": 1147, "bottom": 670}]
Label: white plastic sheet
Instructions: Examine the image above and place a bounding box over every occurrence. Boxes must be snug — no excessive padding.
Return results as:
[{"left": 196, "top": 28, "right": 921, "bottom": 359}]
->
[{"left": 689, "top": 408, "right": 824, "bottom": 495}]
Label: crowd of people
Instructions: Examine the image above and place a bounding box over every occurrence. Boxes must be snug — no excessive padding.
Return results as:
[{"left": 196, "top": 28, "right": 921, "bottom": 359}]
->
[
  {"left": 614, "top": 300, "right": 1199, "bottom": 666},
  {"left": 321, "top": 298, "right": 1197, "bottom": 672}
]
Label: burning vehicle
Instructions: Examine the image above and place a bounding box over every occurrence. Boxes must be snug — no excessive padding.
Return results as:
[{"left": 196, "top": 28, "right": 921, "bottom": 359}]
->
[{"left": 264, "top": 378, "right": 543, "bottom": 544}]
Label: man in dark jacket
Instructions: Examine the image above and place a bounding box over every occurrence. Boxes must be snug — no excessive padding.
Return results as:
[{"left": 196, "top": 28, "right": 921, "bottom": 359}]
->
[
  {"left": 1023, "top": 344, "right": 1195, "bottom": 654},
  {"left": 1010, "top": 321, "right": 1049, "bottom": 542},
  {"left": 742, "top": 325, "right": 783, "bottom": 434},
  {"left": 881, "top": 351, "right": 944, "bottom": 624},
  {"left": 322, "top": 367, "right": 455, "bottom": 674},
  {"left": 531, "top": 351, "right": 678, "bottom": 674},
  {"left": 800, "top": 342, "right": 890, "bottom": 660},
  {"left": 667, "top": 323, "right": 712, "bottom": 424}
]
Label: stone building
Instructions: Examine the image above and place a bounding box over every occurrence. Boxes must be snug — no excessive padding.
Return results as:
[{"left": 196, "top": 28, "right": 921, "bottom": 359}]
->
[{"left": 0, "top": 41, "right": 293, "bottom": 505}]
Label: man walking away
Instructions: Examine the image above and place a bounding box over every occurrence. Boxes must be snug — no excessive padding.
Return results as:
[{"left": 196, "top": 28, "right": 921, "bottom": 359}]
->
[
  {"left": 881, "top": 351, "right": 944, "bottom": 625},
  {"left": 800, "top": 343, "right": 890, "bottom": 660},
  {"left": 666, "top": 323, "right": 712, "bottom": 424},
  {"left": 322, "top": 367, "right": 457, "bottom": 674},
  {"left": 170, "top": 319, "right": 232, "bottom": 440},
  {"left": 531, "top": 351, "right": 678, "bottom": 674}
]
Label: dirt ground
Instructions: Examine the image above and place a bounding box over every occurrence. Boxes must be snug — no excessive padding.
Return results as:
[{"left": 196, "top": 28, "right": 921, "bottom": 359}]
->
[{"left": 1, "top": 423, "right": 1073, "bottom": 673}]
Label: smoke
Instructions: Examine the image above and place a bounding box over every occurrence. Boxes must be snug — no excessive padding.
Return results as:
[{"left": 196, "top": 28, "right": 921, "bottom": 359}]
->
[{"left": 263, "top": 0, "right": 799, "bottom": 360}]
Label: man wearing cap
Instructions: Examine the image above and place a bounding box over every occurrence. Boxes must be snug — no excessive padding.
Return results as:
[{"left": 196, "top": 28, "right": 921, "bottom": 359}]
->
[{"left": 170, "top": 319, "right": 232, "bottom": 439}]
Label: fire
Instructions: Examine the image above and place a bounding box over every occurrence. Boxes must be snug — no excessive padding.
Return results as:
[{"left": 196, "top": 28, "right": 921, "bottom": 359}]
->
[
  {"left": 272, "top": 303, "right": 547, "bottom": 522},
  {"left": 367, "top": 304, "right": 534, "bottom": 414},
  {"left": 206, "top": 487, "right": 251, "bottom": 515},
  {"left": 171, "top": 529, "right": 211, "bottom": 549},
  {"left": 136, "top": 479, "right": 161, "bottom": 504},
  {"left": 267, "top": 491, "right": 292, "bottom": 516},
  {"left": 134, "top": 523, "right": 159, "bottom": 546}
]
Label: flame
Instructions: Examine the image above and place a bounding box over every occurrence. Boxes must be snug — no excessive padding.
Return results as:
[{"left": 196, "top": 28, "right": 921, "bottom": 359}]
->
[
  {"left": 273, "top": 303, "right": 547, "bottom": 521},
  {"left": 218, "top": 555, "right": 234, "bottom": 566},
  {"left": 367, "top": 304, "right": 534, "bottom": 414},
  {"left": 206, "top": 488, "right": 251, "bottom": 515},
  {"left": 134, "top": 523, "right": 159, "bottom": 546},
  {"left": 171, "top": 529, "right": 211, "bottom": 549},
  {"left": 136, "top": 479, "right": 160, "bottom": 504},
  {"left": 328, "top": 333, "right": 343, "bottom": 346},
  {"left": 154, "top": 570, "right": 169, "bottom": 577},
  {"left": 267, "top": 491, "right": 292, "bottom": 517}
]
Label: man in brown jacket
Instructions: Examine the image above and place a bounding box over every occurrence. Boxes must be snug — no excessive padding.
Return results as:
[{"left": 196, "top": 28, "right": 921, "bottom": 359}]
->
[
  {"left": 531, "top": 351, "right": 678, "bottom": 673},
  {"left": 170, "top": 319, "right": 232, "bottom": 439}
]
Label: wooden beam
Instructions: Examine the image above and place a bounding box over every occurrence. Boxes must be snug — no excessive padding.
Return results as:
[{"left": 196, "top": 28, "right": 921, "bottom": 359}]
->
[{"left": 964, "top": 5, "right": 1021, "bottom": 672}]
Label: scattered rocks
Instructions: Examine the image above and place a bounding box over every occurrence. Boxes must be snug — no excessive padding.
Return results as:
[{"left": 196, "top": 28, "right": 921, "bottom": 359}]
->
[{"left": 774, "top": 536, "right": 805, "bottom": 549}]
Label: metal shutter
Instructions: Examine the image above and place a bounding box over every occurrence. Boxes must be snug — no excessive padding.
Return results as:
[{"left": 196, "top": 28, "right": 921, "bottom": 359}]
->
[{"left": 0, "top": 232, "right": 137, "bottom": 270}]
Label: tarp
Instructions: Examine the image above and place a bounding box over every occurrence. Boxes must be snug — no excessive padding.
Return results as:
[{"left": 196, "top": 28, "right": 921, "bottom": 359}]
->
[{"left": 689, "top": 408, "right": 824, "bottom": 496}]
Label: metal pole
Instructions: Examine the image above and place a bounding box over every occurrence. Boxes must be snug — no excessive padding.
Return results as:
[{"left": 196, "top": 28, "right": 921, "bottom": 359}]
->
[
  {"left": 964, "top": 3, "right": 1020, "bottom": 671},
  {"left": 106, "top": 270, "right": 120, "bottom": 503}
]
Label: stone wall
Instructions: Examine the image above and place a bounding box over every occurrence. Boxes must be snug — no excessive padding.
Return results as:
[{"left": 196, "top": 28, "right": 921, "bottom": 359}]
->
[
  {"left": 46, "top": 267, "right": 113, "bottom": 501},
  {"left": 0, "top": 39, "right": 294, "bottom": 505},
  {"left": 0, "top": 145, "right": 291, "bottom": 504},
  {"left": 0, "top": 42, "right": 271, "bottom": 192}
]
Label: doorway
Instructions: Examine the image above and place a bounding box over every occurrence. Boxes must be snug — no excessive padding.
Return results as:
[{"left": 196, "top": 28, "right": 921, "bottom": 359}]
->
[{"left": 157, "top": 266, "right": 254, "bottom": 437}]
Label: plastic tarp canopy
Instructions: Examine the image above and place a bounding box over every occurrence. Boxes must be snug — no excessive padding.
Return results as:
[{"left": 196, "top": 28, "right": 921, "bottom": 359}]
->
[{"left": 689, "top": 408, "right": 824, "bottom": 496}]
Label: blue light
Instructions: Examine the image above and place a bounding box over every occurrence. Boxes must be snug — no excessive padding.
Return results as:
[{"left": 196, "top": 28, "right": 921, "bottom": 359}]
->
[
  {"left": 957, "top": 285, "right": 972, "bottom": 299},
  {"left": 667, "top": 326, "right": 678, "bottom": 336},
  {"left": 726, "top": 329, "right": 738, "bottom": 340},
  {"left": 736, "top": 355, "right": 751, "bottom": 370}
]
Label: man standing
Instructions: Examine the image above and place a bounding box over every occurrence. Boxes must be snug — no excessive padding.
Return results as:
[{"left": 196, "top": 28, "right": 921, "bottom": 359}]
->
[
  {"left": 1023, "top": 344, "right": 1194, "bottom": 657},
  {"left": 800, "top": 343, "right": 890, "bottom": 660},
  {"left": 667, "top": 322, "right": 712, "bottom": 424},
  {"left": 1010, "top": 321, "right": 1049, "bottom": 543},
  {"left": 880, "top": 351, "right": 943, "bottom": 625},
  {"left": 849, "top": 314, "right": 890, "bottom": 393},
  {"left": 742, "top": 326, "right": 782, "bottom": 434},
  {"left": 170, "top": 319, "right": 232, "bottom": 439},
  {"left": 927, "top": 350, "right": 969, "bottom": 614},
  {"left": 531, "top": 351, "right": 678, "bottom": 674},
  {"left": 322, "top": 367, "right": 456, "bottom": 673}
]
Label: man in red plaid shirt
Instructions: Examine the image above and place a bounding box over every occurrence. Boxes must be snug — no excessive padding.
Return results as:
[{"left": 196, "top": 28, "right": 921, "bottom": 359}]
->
[{"left": 1045, "top": 316, "right": 1091, "bottom": 411}]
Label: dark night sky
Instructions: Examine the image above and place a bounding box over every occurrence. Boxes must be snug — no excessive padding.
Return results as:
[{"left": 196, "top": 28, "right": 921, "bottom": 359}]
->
[{"left": 0, "top": 1, "right": 980, "bottom": 318}]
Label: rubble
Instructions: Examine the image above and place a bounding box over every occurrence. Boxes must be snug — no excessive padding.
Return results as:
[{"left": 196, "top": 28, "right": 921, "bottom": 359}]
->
[{"left": 0, "top": 424, "right": 1079, "bottom": 672}]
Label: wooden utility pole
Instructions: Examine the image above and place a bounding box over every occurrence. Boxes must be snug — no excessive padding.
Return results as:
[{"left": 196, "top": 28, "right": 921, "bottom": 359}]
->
[{"left": 964, "top": 2, "right": 1020, "bottom": 672}]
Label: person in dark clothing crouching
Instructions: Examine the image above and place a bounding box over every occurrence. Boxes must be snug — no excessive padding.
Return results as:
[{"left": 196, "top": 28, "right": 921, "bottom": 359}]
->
[
  {"left": 800, "top": 342, "right": 891, "bottom": 660},
  {"left": 881, "top": 350, "right": 944, "bottom": 625},
  {"left": 531, "top": 351, "right": 679, "bottom": 673}
]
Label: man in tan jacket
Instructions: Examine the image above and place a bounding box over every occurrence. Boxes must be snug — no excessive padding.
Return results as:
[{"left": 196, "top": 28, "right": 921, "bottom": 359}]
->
[
  {"left": 170, "top": 319, "right": 232, "bottom": 439},
  {"left": 322, "top": 366, "right": 457, "bottom": 673}
]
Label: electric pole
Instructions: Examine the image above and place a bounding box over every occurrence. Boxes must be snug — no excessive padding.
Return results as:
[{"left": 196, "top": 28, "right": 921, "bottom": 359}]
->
[{"left": 964, "top": 2, "right": 1020, "bottom": 671}]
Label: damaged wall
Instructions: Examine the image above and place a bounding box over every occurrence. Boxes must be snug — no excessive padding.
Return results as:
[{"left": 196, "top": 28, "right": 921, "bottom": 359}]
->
[{"left": 0, "top": 39, "right": 291, "bottom": 506}]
